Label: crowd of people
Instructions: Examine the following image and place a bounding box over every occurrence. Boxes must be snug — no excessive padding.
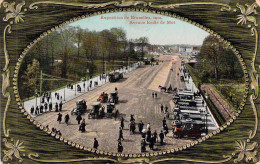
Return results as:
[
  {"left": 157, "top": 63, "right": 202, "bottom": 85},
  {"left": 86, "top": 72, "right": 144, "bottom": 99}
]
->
[
  {"left": 30, "top": 92, "right": 63, "bottom": 116},
  {"left": 116, "top": 114, "right": 170, "bottom": 153}
]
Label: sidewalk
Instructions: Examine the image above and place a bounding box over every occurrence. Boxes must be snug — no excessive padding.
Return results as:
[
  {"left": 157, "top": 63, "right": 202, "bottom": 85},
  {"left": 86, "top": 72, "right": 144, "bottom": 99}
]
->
[
  {"left": 24, "top": 62, "right": 141, "bottom": 117},
  {"left": 182, "top": 64, "right": 219, "bottom": 131}
]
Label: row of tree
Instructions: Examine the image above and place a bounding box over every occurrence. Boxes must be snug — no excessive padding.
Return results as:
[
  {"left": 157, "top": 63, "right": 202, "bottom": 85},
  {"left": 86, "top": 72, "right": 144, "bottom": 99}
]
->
[
  {"left": 194, "top": 35, "right": 243, "bottom": 83},
  {"left": 18, "top": 26, "right": 149, "bottom": 99}
]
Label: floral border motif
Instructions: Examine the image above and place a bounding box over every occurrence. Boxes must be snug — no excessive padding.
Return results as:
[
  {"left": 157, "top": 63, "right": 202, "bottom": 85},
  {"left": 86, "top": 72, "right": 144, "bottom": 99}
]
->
[
  {"left": 1, "top": 0, "right": 259, "bottom": 163},
  {"left": 2, "top": 1, "right": 27, "bottom": 139}
]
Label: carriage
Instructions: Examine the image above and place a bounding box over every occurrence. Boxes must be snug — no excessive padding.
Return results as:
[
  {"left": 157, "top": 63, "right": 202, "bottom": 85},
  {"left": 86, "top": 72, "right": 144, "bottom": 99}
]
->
[
  {"left": 108, "top": 91, "right": 119, "bottom": 104},
  {"left": 88, "top": 102, "right": 101, "bottom": 119},
  {"left": 97, "top": 92, "right": 108, "bottom": 103},
  {"left": 71, "top": 99, "right": 87, "bottom": 115}
]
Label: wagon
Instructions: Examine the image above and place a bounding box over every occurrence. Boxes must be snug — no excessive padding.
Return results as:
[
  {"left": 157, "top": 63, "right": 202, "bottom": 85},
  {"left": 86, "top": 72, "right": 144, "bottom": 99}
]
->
[
  {"left": 71, "top": 99, "right": 87, "bottom": 115},
  {"left": 88, "top": 102, "right": 101, "bottom": 119}
]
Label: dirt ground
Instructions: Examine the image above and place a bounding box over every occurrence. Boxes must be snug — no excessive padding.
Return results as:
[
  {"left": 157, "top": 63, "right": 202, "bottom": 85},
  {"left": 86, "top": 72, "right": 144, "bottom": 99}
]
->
[{"left": 35, "top": 55, "right": 192, "bottom": 153}]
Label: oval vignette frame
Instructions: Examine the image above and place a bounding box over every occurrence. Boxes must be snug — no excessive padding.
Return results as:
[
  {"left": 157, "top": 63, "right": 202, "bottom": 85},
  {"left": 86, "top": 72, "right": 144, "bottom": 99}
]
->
[{"left": 12, "top": 7, "right": 249, "bottom": 158}]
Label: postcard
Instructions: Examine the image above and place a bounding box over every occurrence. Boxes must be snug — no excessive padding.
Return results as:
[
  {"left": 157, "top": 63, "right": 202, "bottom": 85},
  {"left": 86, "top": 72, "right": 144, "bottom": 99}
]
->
[{"left": 1, "top": 0, "right": 259, "bottom": 163}]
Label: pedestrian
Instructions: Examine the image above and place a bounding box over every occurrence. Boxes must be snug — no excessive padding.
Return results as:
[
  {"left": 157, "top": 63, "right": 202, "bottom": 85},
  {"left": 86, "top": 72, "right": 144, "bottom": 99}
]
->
[
  {"left": 59, "top": 101, "right": 63, "bottom": 111},
  {"left": 120, "top": 117, "right": 124, "bottom": 129},
  {"left": 83, "top": 83, "right": 85, "bottom": 89},
  {"left": 160, "top": 104, "right": 164, "bottom": 113},
  {"left": 79, "top": 119, "right": 86, "bottom": 132},
  {"left": 47, "top": 96, "right": 50, "bottom": 103},
  {"left": 159, "top": 130, "right": 164, "bottom": 145},
  {"left": 147, "top": 123, "right": 151, "bottom": 130},
  {"left": 44, "top": 102, "right": 48, "bottom": 112},
  {"left": 65, "top": 114, "right": 70, "bottom": 125},
  {"left": 163, "top": 117, "right": 167, "bottom": 127},
  {"left": 138, "top": 120, "right": 144, "bottom": 133},
  {"left": 146, "top": 128, "right": 151, "bottom": 142},
  {"left": 155, "top": 92, "right": 157, "bottom": 99},
  {"left": 76, "top": 114, "right": 82, "bottom": 125},
  {"left": 49, "top": 102, "right": 52, "bottom": 112},
  {"left": 152, "top": 92, "right": 154, "bottom": 98},
  {"left": 30, "top": 106, "right": 34, "bottom": 115},
  {"left": 60, "top": 96, "right": 62, "bottom": 100},
  {"left": 153, "top": 131, "right": 158, "bottom": 143},
  {"left": 130, "top": 114, "right": 135, "bottom": 122},
  {"left": 163, "top": 125, "right": 169, "bottom": 136},
  {"left": 141, "top": 138, "right": 146, "bottom": 152},
  {"left": 40, "top": 105, "right": 43, "bottom": 113},
  {"left": 118, "top": 127, "right": 124, "bottom": 141},
  {"left": 55, "top": 102, "right": 58, "bottom": 112},
  {"left": 118, "top": 139, "right": 123, "bottom": 153},
  {"left": 41, "top": 96, "right": 45, "bottom": 103},
  {"left": 149, "top": 136, "right": 154, "bottom": 150},
  {"left": 165, "top": 106, "right": 168, "bottom": 113},
  {"left": 55, "top": 92, "right": 57, "bottom": 98},
  {"left": 35, "top": 106, "right": 39, "bottom": 115},
  {"left": 93, "top": 138, "right": 99, "bottom": 149},
  {"left": 57, "top": 94, "right": 59, "bottom": 100},
  {"left": 57, "top": 113, "right": 62, "bottom": 124}
]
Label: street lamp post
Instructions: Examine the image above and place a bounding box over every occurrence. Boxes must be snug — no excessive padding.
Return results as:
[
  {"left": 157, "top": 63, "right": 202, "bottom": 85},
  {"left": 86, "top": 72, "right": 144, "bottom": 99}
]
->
[
  {"left": 64, "top": 87, "right": 66, "bottom": 101},
  {"left": 35, "top": 89, "right": 38, "bottom": 107},
  {"left": 75, "top": 83, "right": 77, "bottom": 96}
]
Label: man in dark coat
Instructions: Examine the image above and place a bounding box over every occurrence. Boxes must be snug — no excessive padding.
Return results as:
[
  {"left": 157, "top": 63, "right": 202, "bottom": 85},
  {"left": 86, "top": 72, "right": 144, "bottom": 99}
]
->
[
  {"left": 30, "top": 106, "right": 34, "bottom": 115},
  {"left": 130, "top": 114, "right": 135, "bottom": 122},
  {"left": 159, "top": 130, "right": 164, "bottom": 145},
  {"left": 35, "top": 106, "right": 39, "bottom": 115},
  {"left": 40, "top": 105, "right": 43, "bottom": 113},
  {"left": 65, "top": 114, "right": 70, "bottom": 125},
  {"left": 47, "top": 96, "right": 50, "bottom": 103},
  {"left": 138, "top": 120, "right": 144, "bottom": 133},
  {"left": 59, "top": 101, "right": 63, "bottom": 111},
  {"left": 55, "top": 103, "right": 58, "bottom": 112},
  {"left": 57, "top": 113, "right": 62, "bottom": 124},
  {"left": 163, "top": 117, "right": 167, "bottom": 127},
  {"left": 76, "top": 114, "right": 82, "bottom": 125},
  {"left": 118, "top": 139, "right": 123, "bottom": 153},
  {"left": 44, "top": 102, "right": 48, "bottom": 112},
  {"left": 149, "top": 136, "right": 154, "bottom": 150},
  {"left": 153, "top": 131, "right": 158, "bottom": 143},
  {"left": 49, "top": 102, "right": 52, "bottom": 112},
  {"left": 146, "top": 129, "right": 151, "bottom": 142},
  {"left": 163, "top": 125, "right": 169, "bottom": 136},
  {"left": 118, "top": 127, "right": 124, "bottom": 140},
  {"left": 160, "top": 104, "right": 164, "bottom": 113},
  {"left": 120, "top": 117, "right": 124, "bottom": 129},
  {"left": 165, "top": 106, "right": 168, "bottom": 113},
  {"left": 93, "top": 138, "right": 99, "bottom": 149},
  {"left": 141, "top": 138, "right": 146, "bottom": 152}
]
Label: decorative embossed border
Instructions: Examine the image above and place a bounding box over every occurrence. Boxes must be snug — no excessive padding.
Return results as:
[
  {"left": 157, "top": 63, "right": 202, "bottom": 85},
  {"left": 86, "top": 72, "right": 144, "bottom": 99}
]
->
[{"left": 1, "top": 1, "right": 259, "bottom": 163}]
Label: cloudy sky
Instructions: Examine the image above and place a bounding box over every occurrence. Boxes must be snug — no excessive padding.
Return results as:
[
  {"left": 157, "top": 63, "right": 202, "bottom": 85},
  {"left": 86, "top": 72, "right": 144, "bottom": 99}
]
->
[{"left": 70, "top": 12, "right": 209, "bottom": 45}]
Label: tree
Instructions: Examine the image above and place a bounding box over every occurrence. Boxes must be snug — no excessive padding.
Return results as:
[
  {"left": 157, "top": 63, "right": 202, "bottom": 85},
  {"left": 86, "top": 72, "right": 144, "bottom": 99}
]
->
[
  {"left": 199, "top": 35, "right": 224, "bottom": 79},
  {"left": 74, "top": 26, "right": 84, "bottom": 58},
  {"left": 138, "top": 37, "right": 149, "bottom": 60},
  {"left": 22, "top": 59, "right": 40, "bottom": 96},
  {"left": 59, "top": 26, "right": 76, "bottom": 78}
]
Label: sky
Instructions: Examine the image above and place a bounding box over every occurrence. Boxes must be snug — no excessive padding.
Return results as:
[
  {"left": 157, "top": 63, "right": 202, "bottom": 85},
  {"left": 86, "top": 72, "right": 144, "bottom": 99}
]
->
[{"left": 70, "top": 12, "right": 209, "bottom": 45}]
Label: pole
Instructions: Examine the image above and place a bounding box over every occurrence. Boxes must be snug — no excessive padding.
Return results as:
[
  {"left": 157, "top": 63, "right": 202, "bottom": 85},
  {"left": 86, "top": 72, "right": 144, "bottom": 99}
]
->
[
  {"left": 40, "top": 70, "right": 43, "bottom": 96},
  {"left": 35, "top": 96, "right": 37, "bottom": 107},
  {"left": 64, "top": 87, "right": 65, "bottom": 101},
  {"left": 75, "top": 84, "right": 76, "bottom": 96}
]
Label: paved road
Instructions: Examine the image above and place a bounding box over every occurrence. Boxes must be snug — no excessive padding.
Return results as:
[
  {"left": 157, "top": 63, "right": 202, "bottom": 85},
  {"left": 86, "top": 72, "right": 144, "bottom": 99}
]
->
[{"left": 34, "top": 55, "right": 192, "bottom": 153}]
